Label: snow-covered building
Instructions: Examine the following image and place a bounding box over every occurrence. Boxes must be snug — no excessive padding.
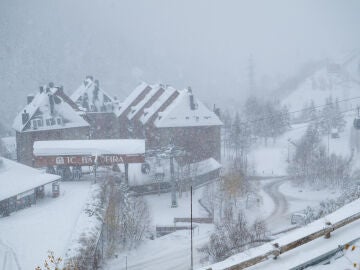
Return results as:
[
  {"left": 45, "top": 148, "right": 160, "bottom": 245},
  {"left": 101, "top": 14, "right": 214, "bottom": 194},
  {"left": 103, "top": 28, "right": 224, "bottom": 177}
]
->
[
  {"left": 148, "top": 87, "right": 223, "bottom": 162},
  {"left": 13, "top": 79, "right": 223, "bottom": 166},
  {"left": 13, "top": 83, "right": 90, "bottom": 166},
  {"left": 115, "top": 82, "right": 154, "bottom": 138},
  {"left": 0, "top": 157, "right": 60, "bottom": 216},
  {"left": 71, "top": 76, "right": 119, "bottom": 139},
  {"left": 117, "top": 83, "right": 223, "bottom": 162}
]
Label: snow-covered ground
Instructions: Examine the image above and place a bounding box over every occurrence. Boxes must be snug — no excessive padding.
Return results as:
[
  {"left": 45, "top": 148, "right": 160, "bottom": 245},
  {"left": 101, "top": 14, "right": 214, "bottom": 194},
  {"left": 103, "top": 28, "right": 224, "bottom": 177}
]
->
[
  {"left": 247, "top": 111, "right": 357, "bottom": 177},
  {"left": 0, "top": 180, "right": 93, "bottom": 270},
  {"left": 106, "top": 187, "right": 212, "bottom": 270},
  {"left": 282, "top": 52, "right": 360, "bottom": 113},
  {"left": 246, "top": 123, "right": 309, "bottom": 176},
  {"left": 107, "top": 224, "right": 214, "bottom": 270}
]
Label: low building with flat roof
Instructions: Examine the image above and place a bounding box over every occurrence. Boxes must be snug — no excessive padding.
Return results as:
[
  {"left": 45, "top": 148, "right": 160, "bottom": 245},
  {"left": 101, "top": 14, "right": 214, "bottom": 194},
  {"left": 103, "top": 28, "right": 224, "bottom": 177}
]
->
[{"left": 0, "top": 157, "right": 61, "bottom": 216}]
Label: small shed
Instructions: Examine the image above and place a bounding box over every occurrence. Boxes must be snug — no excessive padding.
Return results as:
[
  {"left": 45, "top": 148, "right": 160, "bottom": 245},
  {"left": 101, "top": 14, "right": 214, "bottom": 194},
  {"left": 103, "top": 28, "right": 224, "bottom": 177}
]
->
[{"left": 0, "top": 157, "right": 61, "bottom": 216}]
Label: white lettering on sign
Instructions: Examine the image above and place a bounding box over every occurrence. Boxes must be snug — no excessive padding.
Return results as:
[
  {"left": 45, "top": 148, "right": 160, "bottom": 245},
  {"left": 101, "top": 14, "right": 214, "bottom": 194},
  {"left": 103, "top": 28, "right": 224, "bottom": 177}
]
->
[
  {"left": 66, "top": 157, "right": 75, "bottom": 164},
  {"left": 82, "top": 156, "right": 93, "bottom": 164},
  {"left": 100, "top": 155, "right": 124, "bottom": 164},
  {"left": 55, "top": 157, "right": 64, "bottom": 165}
]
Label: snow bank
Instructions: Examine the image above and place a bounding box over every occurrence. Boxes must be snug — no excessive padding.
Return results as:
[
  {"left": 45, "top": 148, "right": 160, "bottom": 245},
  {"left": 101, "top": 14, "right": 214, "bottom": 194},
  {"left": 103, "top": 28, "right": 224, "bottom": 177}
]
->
[
  {"left": 33, "top": 139, "right": 145, "bottom": 156},
  {"left": 64, "top": 184, "right": 104, "bottom": 263}
]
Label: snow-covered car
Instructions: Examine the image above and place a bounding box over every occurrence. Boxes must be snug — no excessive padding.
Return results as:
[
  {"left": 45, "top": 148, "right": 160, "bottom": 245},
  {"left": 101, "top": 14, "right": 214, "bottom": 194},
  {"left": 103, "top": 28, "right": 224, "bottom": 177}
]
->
[{"left": 291, "top": 212, "right": 307, "bottom": 225}]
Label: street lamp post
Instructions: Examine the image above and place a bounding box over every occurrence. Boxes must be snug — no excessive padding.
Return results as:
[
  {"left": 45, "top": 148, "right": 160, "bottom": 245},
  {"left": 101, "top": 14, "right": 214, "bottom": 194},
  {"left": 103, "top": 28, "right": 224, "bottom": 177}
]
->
[{"left": 170, "top": 147, "right": 177, "bottom": 208}]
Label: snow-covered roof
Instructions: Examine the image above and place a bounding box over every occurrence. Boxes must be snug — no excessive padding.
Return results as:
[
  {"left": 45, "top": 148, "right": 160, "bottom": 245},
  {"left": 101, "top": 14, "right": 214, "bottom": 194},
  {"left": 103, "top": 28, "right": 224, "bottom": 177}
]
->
[
  {"left": 0, "top": 157, "right": 60, "bottom": 202},
  {"left": 140, "top": 86, "right": 177, "bottom": 125},
  {"left": 33, "top": 139, "right": 145, "bottom": 156},
  {"left": 115, "top": 82, "right": 151, "bottom": 117},
  {"left": 154, "top": 89, "right": 223, "bottom": 128},
  {"left": 12, "top": 85, "right": 89, "bottom": 132},
  {"left": 127, "top": 85, "right": 163, "bottom": 120},
  {"left": 178, "top": 157, "right": 222, "bottom": 177},
  {"left": 71, "top": 77, "right": 115, "bottom": 113}
]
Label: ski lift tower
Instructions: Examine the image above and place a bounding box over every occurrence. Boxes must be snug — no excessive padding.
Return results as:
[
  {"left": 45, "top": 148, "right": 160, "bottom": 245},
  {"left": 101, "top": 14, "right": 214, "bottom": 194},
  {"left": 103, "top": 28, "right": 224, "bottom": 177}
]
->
[{"left": 147, "top": 144, "right": 187, "bottom": 208}]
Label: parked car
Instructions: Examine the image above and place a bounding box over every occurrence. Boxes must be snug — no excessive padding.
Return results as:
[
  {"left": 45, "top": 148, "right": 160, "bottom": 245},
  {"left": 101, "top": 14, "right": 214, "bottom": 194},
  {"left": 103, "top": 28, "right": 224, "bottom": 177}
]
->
[{"left": 291, "top": 212, "right": 307, "bottom": 225}]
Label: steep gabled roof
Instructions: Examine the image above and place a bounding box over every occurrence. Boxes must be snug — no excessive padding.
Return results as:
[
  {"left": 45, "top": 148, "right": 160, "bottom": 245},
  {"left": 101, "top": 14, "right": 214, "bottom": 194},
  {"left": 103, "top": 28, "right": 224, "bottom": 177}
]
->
[
  {"left": 154, "top": 89, "right": 223, "bottom": 128},
  {"left": 115, "top": 82, "right": 152, "bottom": 117},
  {"left": 71, "top": 77, "right": 115, "bottom": 113},
  {"left": 13, "top": 85, "right": 89, "bottom": 133},
  {"left": 139, "top": 86, "right": 178, "bottom": 125},
  {"left": 127, "top": 85, "right": 165, "bottom": 121}
]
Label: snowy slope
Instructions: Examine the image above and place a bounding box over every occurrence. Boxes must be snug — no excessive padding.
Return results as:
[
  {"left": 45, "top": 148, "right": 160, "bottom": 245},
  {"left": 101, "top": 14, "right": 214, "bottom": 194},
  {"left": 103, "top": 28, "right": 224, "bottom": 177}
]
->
[{"left": 282, "top": 51, "right": 360, "bottom": 112}]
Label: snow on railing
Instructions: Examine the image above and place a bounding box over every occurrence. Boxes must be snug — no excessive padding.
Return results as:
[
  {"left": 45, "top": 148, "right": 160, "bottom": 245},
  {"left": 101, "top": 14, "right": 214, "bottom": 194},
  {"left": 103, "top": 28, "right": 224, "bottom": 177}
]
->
[{"left": 199, "top": 198, "right": 360, "bottom": 270}]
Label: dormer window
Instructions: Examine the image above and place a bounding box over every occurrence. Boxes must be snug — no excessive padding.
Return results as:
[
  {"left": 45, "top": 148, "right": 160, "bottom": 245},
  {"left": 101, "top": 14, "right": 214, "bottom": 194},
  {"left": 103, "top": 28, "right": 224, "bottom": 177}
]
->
[
  {"left": 46, "top": 118, "right": 56, "bottom": 126},
  {"left": 32, "top": 120, "right": 38, "bottom": 130},
  {"left": 32, "top": 118, "right": 44, "bottom": 129},
  {"left": 37, "top": 119, "right": 43, "bottom": 127}
]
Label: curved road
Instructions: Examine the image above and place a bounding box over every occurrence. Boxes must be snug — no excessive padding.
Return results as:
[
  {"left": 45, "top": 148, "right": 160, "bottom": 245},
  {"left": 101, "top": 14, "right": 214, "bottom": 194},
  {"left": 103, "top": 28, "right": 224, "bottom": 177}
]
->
[{"left": 262, "top": 178, "right": 289, "bottom": 229}]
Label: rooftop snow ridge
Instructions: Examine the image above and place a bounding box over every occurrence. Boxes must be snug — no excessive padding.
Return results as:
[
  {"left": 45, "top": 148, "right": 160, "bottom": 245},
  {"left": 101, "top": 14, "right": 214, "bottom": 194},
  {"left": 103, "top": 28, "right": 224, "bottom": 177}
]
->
[
  {"left": 71, "top": 76, "right": 115, "bottom": 113},
  {"left": 154, "top": 89, "right": 222, "bottom": 128},
  {"left": 115, "top": 82, "right": 151, "bottom": 117},
  {"left": 13, "top": 83, "right": 89, "bottom": 132},
  {"left": 127, "top": 85, "right": 163, "bottom": 120}
]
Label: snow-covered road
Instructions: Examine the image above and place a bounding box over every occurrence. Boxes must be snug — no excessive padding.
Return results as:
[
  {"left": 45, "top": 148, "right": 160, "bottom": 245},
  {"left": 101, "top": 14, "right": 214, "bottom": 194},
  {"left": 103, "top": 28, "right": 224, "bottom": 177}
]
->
[{"left": 262, "top": 178, "right": 290, "bottom": 230}]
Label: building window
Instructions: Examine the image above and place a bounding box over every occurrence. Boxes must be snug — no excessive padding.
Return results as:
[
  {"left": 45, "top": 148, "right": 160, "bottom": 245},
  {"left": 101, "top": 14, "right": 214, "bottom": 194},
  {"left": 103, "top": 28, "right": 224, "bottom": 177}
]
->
[
  {"left": 37, "top": 119, "right": 43, "bottom": 127},
  {"left": 32, "top": 120, "right": 38, "bottom": 129},
  {"left": 46, "top": 118, "right": 56, "bottom": 126},
  {"left": 56, "top": 117, "right": 62, "bottom": 125}
]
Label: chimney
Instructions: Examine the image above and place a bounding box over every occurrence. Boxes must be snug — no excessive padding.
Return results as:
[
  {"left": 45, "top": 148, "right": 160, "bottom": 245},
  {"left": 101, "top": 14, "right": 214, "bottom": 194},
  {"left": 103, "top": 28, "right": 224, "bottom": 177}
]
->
[
  {"left": 86, "top": 75, "right": 94, "bottom": 81},
  {"left": 22, "top": 110, "right": 29, "bottom": 124},
  {"left": 189, "top": 94, "right": 196, "bottom": 110},
  {"left": 188, "top": 87, "right": 196, "bottom": 110},
  {"left": 95, "top": 79, "right": 99, "bottom": 88},
  {"left": 39, "top": 86, "right": 44, "bottom": 93},
  {"left": 49, "top": 94, "right": 55, "bottom": 115},
  {"left": 27, "top": 94, "right": 35, "bottom": 104},
  {"left": 48, "top": 82, "right": 54, "bottom": 88}
]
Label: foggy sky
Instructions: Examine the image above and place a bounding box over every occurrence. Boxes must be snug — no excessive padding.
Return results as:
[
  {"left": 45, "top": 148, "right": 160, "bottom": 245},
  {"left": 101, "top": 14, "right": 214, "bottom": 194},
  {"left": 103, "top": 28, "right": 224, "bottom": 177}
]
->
[{"left": 0, "top": 0, "right": 359, "bottom": 129}]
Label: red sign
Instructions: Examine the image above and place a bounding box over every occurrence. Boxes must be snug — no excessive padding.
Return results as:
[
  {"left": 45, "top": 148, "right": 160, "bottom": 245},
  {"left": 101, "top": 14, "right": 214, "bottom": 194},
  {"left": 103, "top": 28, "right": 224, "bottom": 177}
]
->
[{"left": 34, "top": 154, "right": 145, "bottom": 167}]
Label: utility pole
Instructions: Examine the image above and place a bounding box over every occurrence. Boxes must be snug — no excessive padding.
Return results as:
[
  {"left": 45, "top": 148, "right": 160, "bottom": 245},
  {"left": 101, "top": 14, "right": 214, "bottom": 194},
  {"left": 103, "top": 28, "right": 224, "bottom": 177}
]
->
[
  {"left": 190, "top": 185, "right": 193, "bottom": 270},
  {"left": 170, "top": 146, "right": 177, "bottom": 208}
]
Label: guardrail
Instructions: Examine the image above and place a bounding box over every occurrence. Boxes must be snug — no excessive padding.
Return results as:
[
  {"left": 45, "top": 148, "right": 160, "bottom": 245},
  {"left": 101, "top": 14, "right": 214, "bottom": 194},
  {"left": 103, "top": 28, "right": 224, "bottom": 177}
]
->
[
  {"left": 174, "top": 217, "right": 213, "bottom": 224},
  {"left": 201, "top": 199, "right": 360, "bottom": 270}
]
